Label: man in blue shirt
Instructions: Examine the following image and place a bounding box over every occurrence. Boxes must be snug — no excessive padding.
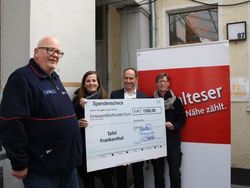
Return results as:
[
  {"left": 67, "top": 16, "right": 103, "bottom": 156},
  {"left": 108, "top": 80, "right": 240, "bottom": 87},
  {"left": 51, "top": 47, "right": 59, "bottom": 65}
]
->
[{"left": 0, "top": 36, "right": 82, "bottom": 188}]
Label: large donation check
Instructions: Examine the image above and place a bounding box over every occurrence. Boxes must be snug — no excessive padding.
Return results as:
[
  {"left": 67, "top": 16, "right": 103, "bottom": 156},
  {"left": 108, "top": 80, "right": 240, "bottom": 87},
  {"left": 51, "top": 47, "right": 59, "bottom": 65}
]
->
[{"left": 85, "top": 98, "right": 167, "bottom": 172}]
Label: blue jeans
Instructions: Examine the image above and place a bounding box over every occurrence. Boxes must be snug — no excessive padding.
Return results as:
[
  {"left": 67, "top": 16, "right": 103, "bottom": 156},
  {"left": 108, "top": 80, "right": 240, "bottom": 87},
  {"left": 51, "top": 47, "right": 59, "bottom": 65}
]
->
[{"left": 23, "top": 168, "right": 79, "bottom": 188}]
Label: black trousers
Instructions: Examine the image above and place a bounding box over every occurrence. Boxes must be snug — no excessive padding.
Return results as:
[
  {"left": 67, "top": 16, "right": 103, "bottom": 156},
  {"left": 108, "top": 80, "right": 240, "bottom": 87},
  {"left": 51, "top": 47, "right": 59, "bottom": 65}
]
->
[
  {"left": 78, "top": 166, "right": 113, "bottom": 188},
  {"left": 115, "top": 161, "right": 144, "bottom": 188},
  {"left": 151, "top": 147, "right": 182, "bottom": 188}
]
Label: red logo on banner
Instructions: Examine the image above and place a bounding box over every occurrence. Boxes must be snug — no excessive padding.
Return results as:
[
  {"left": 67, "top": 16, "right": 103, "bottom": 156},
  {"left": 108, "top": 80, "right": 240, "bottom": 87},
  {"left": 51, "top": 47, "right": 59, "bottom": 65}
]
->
[{"left": 138, "top": 66, "right": 230, "bottom": 144}]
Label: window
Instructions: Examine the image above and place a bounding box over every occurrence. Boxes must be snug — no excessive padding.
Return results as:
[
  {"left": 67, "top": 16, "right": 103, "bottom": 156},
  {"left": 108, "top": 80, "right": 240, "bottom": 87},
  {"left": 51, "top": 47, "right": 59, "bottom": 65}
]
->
[{"left": 169, "top": 8, "right": 218, "bottom": 45}]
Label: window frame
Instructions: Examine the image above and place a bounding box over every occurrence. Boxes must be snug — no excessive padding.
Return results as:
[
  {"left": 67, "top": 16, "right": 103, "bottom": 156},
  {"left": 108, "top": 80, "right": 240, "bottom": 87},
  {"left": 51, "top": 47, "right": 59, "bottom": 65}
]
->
[{"left": 166, "top": 5, "right": 219, "bottom": 46}]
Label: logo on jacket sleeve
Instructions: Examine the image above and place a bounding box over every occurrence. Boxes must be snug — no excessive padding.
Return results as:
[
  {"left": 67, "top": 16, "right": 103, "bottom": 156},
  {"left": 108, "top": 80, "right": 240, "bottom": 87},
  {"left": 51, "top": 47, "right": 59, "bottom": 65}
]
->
[{"left": 42, "top": 89, "right": 57, "bottom": 95}]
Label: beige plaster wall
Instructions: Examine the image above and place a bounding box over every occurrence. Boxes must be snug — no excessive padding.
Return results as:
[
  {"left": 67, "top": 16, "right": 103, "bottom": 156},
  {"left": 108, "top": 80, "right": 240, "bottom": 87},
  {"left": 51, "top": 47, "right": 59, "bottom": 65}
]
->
[
  {"left": 156, "top": 0, "right": 250, "bottom": 169},
  {"left": 220, "top": 1, "right": 250, "bottom": 169},
  {"left": 107, "top": 5, "right": 121, "bottom": 92}
]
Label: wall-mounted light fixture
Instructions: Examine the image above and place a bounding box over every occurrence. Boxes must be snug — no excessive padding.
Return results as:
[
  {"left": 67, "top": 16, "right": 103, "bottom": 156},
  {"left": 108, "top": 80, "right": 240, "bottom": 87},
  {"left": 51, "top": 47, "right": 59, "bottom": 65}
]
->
[{"left": 227, "top": 21, "right": 247, "bottom": 41}]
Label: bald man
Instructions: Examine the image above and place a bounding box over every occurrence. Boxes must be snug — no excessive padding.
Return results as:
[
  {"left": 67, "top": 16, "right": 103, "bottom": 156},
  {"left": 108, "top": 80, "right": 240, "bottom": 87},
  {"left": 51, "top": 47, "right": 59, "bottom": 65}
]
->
[{"left": 0, "top": 36, "right": 82, "bottom": 188}]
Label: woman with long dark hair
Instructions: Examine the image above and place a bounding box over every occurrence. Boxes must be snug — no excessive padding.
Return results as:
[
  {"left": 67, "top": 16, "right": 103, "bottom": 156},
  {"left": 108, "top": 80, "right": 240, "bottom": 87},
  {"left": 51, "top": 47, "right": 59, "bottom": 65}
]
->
[{"left": 73, "top": 71, "right": 113, "bottom": 188}]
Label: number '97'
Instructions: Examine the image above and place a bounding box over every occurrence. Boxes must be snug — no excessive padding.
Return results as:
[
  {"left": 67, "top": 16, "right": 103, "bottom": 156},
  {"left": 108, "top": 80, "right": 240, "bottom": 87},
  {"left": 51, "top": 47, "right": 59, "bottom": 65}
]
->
[{"left": 237, "top": 33, "right": 245, "bottom": 39}]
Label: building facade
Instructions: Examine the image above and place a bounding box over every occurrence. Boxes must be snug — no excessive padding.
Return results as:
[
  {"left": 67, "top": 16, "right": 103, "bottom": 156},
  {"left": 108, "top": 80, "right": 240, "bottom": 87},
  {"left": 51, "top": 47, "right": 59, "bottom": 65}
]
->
[{"left": 0, "top": 0, "right": 250, "bottom": 187}]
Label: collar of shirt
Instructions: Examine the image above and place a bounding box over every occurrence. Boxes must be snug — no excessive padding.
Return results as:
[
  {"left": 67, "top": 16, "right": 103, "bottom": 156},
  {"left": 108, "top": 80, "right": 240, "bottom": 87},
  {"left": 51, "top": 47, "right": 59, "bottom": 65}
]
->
[
  {"left": 29, "top": 58, "right": 58, "bottom": 80},
  {"left": 124, "top": 88, "right": 137, "bottom": 99}
]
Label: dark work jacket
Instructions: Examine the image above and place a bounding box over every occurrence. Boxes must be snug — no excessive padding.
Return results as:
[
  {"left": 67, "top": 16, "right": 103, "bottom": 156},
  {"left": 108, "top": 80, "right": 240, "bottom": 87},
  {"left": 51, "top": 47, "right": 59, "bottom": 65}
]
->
[{"left": 0, "top": 59, "right": 82, "bottom": 175}]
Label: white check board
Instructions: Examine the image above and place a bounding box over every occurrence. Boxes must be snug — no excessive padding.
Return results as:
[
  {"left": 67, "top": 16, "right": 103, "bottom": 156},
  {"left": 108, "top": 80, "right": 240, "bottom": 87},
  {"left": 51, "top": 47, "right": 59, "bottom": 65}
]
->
[{"left": 85, "top": 98, "right": 167, "bottom": 172}]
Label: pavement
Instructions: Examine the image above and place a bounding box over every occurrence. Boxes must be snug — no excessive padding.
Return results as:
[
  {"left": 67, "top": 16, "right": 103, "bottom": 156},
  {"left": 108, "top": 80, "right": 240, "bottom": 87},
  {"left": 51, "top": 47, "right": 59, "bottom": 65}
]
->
[{"left": 232, "top": 185, "right": 250, "bottom": 188}]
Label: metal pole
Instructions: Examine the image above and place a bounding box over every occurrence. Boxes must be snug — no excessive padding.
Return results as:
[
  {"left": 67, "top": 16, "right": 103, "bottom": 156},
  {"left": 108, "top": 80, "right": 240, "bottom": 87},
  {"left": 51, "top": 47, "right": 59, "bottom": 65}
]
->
[{"left": 150, "top": 0, "right": 157, "bottom": 47}]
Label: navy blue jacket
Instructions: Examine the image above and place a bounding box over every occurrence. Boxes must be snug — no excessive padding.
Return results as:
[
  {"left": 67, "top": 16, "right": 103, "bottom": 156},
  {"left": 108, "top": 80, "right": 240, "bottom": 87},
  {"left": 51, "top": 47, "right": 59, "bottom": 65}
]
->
[{"left": 0, "top": 59, "right": 82, "bottom": 175}]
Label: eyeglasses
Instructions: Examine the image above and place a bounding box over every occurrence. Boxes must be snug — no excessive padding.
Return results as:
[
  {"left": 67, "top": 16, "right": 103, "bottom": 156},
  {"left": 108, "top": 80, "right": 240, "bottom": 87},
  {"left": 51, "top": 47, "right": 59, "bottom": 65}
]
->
[
  {"left": 157, "top": 79, "right": 168, "bottom": 84},
  {"left": 38, "top": 47, "right": 64, "bottom": 58}
]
